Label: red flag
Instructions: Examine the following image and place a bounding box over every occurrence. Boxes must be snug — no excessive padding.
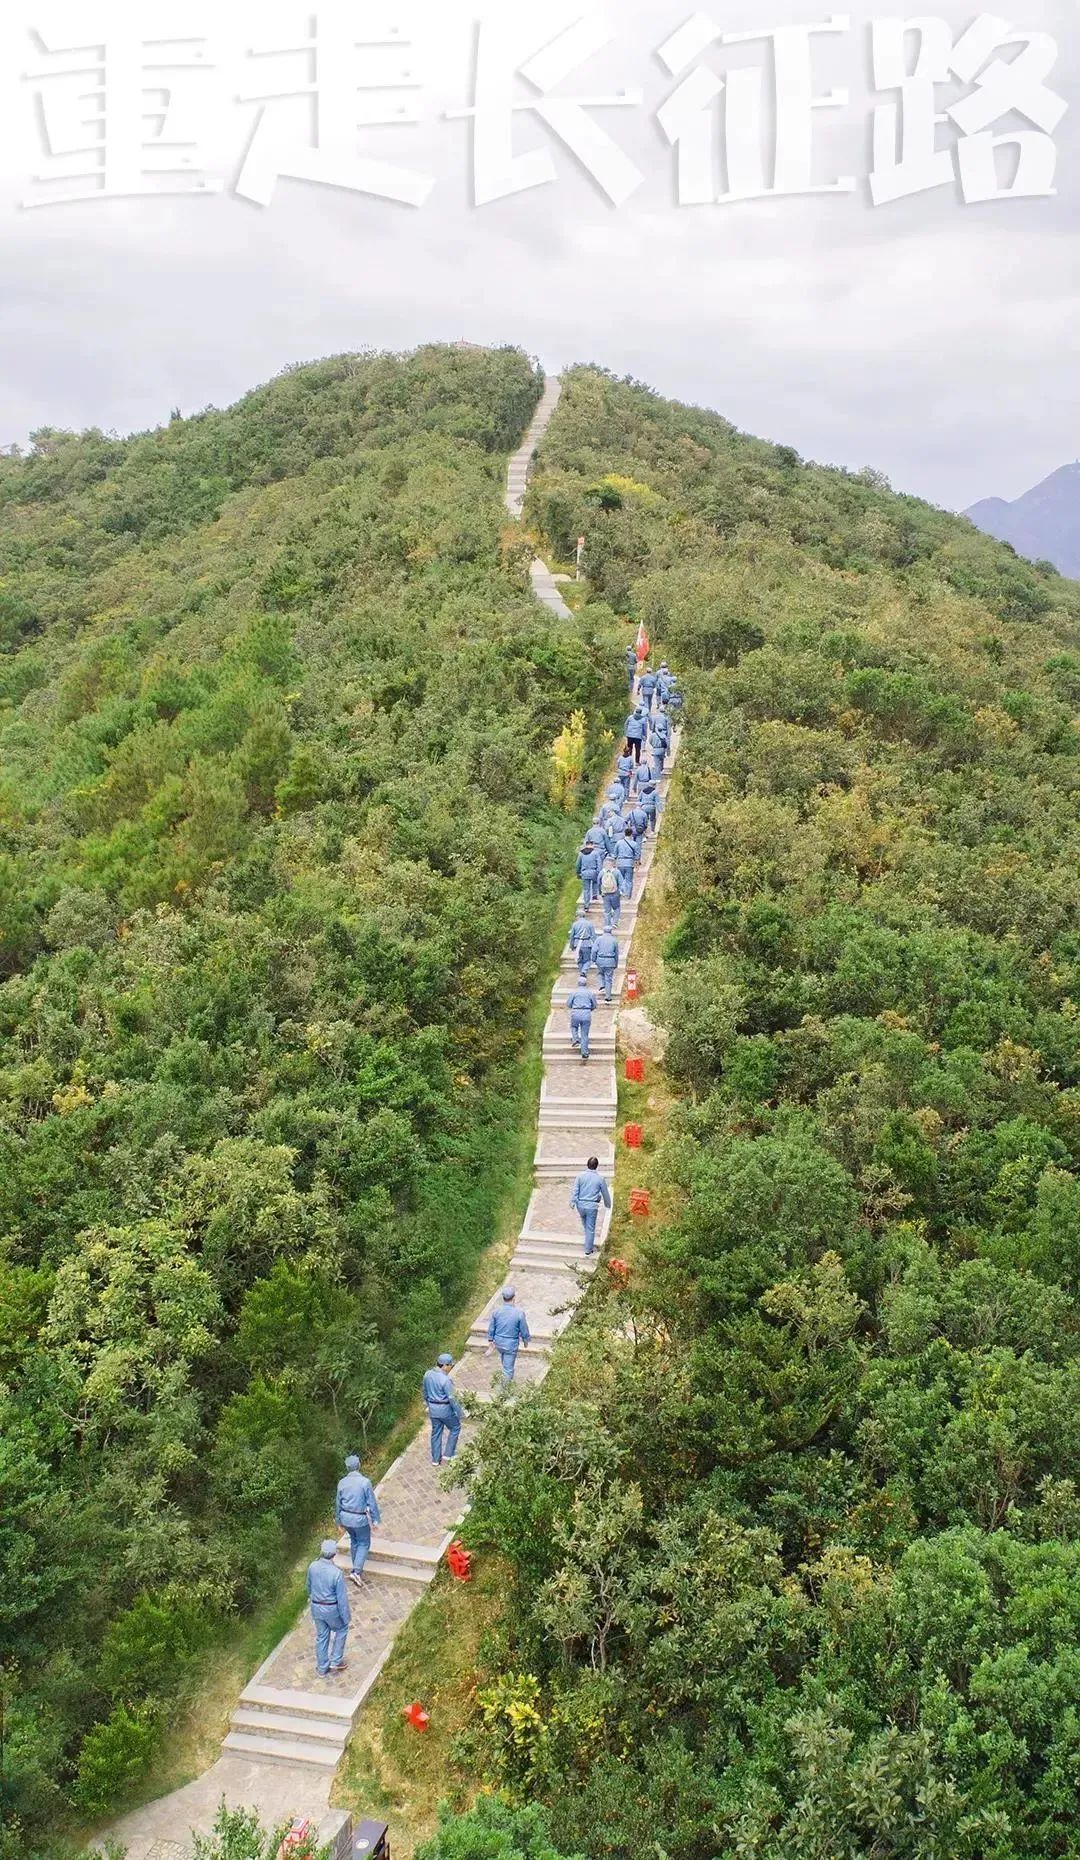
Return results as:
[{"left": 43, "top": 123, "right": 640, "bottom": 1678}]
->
[{"left": 635, "top": 621, "right": 650, "bottom": 666}]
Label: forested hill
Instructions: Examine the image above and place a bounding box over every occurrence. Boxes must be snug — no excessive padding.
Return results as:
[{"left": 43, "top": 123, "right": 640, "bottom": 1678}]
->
[
  {"left": 444, "top": 371, "right": 1080, "bottom": 1860},
  {"left": 0, "top": 346, "right": 619, "bottom": 1843}
]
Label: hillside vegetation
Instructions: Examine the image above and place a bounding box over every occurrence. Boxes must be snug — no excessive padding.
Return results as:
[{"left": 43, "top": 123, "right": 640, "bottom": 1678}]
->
[
  {"left": 0, "top": 347, "right": 621, "bottom": 1845},
  {"left": 433, "top": 369, "right": 1080, "bottom": 1860}
]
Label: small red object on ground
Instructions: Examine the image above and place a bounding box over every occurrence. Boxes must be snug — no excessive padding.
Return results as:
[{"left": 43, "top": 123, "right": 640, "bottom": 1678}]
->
[
  {"left": 447, "top": 1539, "right": 473, "bottom": 1582},
  {"left": 629, "top": 1189, "right": 651, "bottom": 1217},
  {"left": 626, "top": 969, "right": 640, "bottom": 1002},
  {"left": 625, "top": 1057, "right": 645, "bottom": 1084},
  {"left": 624, "top": 1123, "right": 643, "bottom": 1149},
  {"left": 404, "top": 1702, "right": 431, "bottom": 1732},
  {"left": 279, "top": 1821, "right": 313, "bottom": 1858},
  {"left": 608, "top": 1258, "right": 630, "bottom": 1289}
]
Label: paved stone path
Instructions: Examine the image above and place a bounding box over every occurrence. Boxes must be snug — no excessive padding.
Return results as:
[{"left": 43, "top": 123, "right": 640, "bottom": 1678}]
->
[
  {"left": 507, "top": 376, "right": 573, "bottom": 618},
  {"left": 102, "top": 381, "right": 677, "bottom": 1860}
]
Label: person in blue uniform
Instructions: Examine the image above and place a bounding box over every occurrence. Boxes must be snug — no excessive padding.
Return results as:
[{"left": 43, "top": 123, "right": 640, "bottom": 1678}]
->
[
  {"left": 576, "top": 841, "right": 602, "bottom": 909},
  {"left": 566, "top": 979, "right": 597, "bottom": 1063},
  {"left": 624, "top": 707, "right": 648, "bottom": 763},
  {"left": 570, "top": 1158, "right": 612, "bottom": 1255},
  {"left": 593, "top": 928, "right": 619, "bottom": 1004},
  {"left": 423, "top": 1354, "right": 463, "bottom": 1465},
  {"left": 600, "top": 860, "right": 621, "bottom": 930},
  {"left": 625, "top": 643, "right": 638, "bottom": 693},
  {"left": 307, "top": 1538, "right": 351, "bottom": 1676},
  {"left": 335, "top": 1454, "right": 381, "bottom": 1588},
  {"left": 569, "top": 911, "right": 597, "bottom": 980},
  {"left": 615, "top": 831, "right": 640, "bottom": 898},
  {"left": 487, "top": 1287, "right": 531, "bottom": 1380}
]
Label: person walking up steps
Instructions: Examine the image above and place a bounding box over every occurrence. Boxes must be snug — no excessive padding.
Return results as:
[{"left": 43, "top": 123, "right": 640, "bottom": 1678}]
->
[
  {"left": 600, "top": 859, "right": 621, "bottom": 930},
  {"left": 566, "top": 977, "right": 597, "bottom": 1064},
  {"left": 570, "top": 1156, "right": 612, "bottom": 1255},
  {"left": 335, "top": 1454, "right": 381, "bottom": 1588},
  {"left": 307, "top": 1538, "right": 351, "bottom": 1677},
  {"left": 576, "top": 839, "right": 602, "bottom": 910},
  {"left": 625, "top": 705, "right": 648, "bottom": 764},
  {"left": 486, "top": 1286, "right": 531, "bottom": 1381},
  {"left": 423, "top": 1353, "right": 463, "bottom": 1465},
  {"left": 615, "top": 829, "right": 640, "bottom": 898},
  {"left": 569, "top": 909, "right": 597, "bottom": 981},
  {"left": 625, "top": 642, "right": 638, "bottom": 694},
  {"left": 639, "top": 665, "right": 659, "bottom": 713},
  {"left": 640, "top": 778, "right": 660, "bottom": 835},
  {"left": 593, "top": 927, "right": 619, "bottom": 1003}
]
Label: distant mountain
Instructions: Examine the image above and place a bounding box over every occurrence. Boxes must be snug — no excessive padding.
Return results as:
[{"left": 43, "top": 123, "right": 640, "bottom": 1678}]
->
[{"left": 966, "top": 462, "right": 1080, "bottom": 579}]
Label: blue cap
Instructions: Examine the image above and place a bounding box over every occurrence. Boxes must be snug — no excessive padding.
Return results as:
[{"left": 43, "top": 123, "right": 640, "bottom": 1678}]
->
[
  {"left": 437, "top": 1353, "right": 454, "bottom": 1367},
  {"left": 345, "top": 1454, "right": 360, "bottom": 1470},
  {"left": 502, "top": 1286, "right": 515, "bottom": 1301},
  {"left": 321, "top": 1538, "right": 339, "bottom": 1558}
]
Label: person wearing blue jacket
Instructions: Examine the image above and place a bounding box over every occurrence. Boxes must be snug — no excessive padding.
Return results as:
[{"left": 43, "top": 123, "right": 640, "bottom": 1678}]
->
[
  {"left": 570, "top": 1158, "right": 612, "bottom": 1255},
  {"left": 624, "top": 707, "right": 648, "bottom": 762},
  {"left": 487, "top": 1286, "right": 531, "bottom": 1380},
  {"left": 567, "top": 980, "right": 597, "bottom": 1063},
  {"left": 625, "top": 643, "right": 638, "bottom": 693},
  {"left": 584, "top": 819, "right": 608, "bottom": 853},
  {"left": 627, "top": 802, "right": 649, "bottom": 843},
  {"left": 569, "top": 912, "right": 597, "bottom": 980},
  {"left": 307, "top": 1539, "right": 351, "bottom": 1675},
  {"left": 606, "top": 779, "right": 626, "bottom": 808},
  {"left": 657, "top": 663, "right": 674, "bottom": 705},
  {"left": 423, "top": 1354, "right": 463, "bottom": 1464},
  {"left": 576, "top": 841, "right": 602, "bottom": 909},
  {"left": 335, "top": 1454, "right": 382, "bottom": 1587},
  {"left": 616, "top": 751, "right": 636, "bottom": 796},
  {"left": 615, "top": 832, "right": 640, "bottom": 898},
  {"left": 593, "top": 929, "right": 619, "bottom": 1003},
  {"left": 639, "top": 669, "right": 659, "bottom": 712},
  {"left": 640, "top": 781, "right": 660, "bottom": 833},
  {"left": 599, "top": 860, "right": 621, "bottom": 930}
]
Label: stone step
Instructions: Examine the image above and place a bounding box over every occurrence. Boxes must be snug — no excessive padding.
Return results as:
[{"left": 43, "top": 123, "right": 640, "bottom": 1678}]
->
[
  {"left": 538, "top": 1102, "right": 617, "bottom": 1131},
  {"left": 336, "top": 1534, "right": 443, "bottom": 1574},
  {"left": 513, "top": 1244, "right": 598, "bottom": 1275},
  {"left": 229, "top": 1708, "right": 349, "bottom": 1750},
  {"left": 552, "top": 976, "right": 625, "bottom": 1008},
  {"left": 363, "top": 1556, "right": 436, "bottom": 1586},
  {"left": 222, "top": 1731, "right": 342, "bottom": 1770},
  {"left": 237, "top": 1684, "right": 356, "bottom": 1720},
  {"left": 533, "top": 1132, "right": 614, "bottom": 1178},
  {"left": 543, "top": 1025, "right": 616, "bottom": 1059}
]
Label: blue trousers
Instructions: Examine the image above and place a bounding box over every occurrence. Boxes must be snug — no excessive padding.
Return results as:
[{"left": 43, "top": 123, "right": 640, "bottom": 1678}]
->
[
  {"left": 312, "top": 1608, "right": 348, "bottom": 1675},
  {"left": 602, "top": 894, "right": 621, "bottom": 930},
  {"left": 581, "top": 873, "right": 599, "bottom": 906},
  {"left": 577, "top": 954, "right": 595, "bottom": 981},
  {"left": 570, "top": 1011, "right": 592, "bottom": 1059},
  {"left": 596, "top": 962, "right": 616, "bottom": 1003},
  {"left": 428, "top": 1404, "right": 461, "bottom": 1465},
  {"left": 576, "top": 1203, "right": 601, "bottom": 1254},
  {"left": 617, "top": 866, "right": 635, "bottom": 897},
  {"left": 344, "top": 1524, "right": 371, "bottom": 1576},
  {"left": 497, "top": 1347, "right": 519, "bottom": 1380}
]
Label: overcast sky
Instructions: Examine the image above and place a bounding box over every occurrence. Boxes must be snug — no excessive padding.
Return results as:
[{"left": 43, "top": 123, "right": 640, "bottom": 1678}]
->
[{"left": 0, "top": 0, "right": 1075, "bottom": 511}]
